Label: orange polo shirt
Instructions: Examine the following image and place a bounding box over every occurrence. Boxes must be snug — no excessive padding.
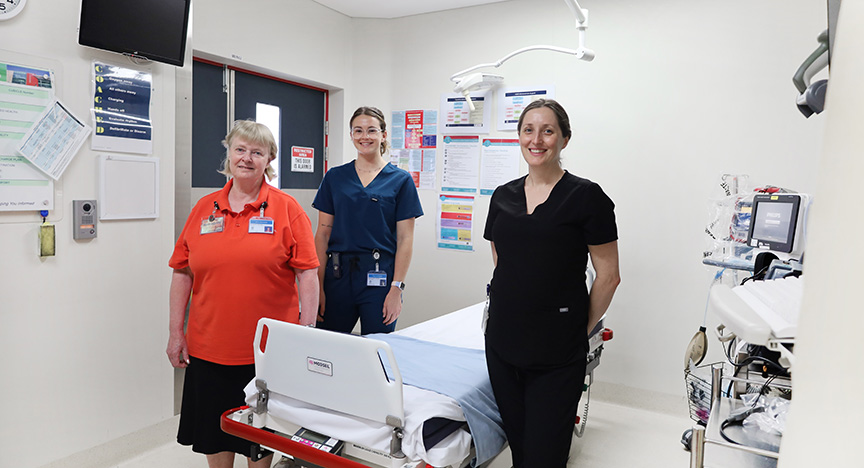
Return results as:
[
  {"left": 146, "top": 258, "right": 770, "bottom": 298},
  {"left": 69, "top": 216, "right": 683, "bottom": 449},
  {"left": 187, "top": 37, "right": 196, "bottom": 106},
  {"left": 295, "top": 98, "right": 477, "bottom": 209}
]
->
[{"left": 169, "top": 179, "right": 319, "bottom": 365}]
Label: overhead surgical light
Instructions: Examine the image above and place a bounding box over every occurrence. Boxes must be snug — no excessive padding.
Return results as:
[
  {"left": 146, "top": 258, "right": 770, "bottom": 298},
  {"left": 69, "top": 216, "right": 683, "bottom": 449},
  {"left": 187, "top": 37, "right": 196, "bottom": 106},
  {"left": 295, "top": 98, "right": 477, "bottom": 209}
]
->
[{"left": 450, "top": 0, "right": 596, "bottom": 111}]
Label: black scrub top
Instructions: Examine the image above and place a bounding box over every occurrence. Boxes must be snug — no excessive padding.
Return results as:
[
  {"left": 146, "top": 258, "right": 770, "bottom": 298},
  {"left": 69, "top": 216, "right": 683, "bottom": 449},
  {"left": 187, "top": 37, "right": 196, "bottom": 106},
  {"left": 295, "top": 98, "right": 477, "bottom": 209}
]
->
[{"left": 484, "top": 172, "right": 617, "bottom": 368}]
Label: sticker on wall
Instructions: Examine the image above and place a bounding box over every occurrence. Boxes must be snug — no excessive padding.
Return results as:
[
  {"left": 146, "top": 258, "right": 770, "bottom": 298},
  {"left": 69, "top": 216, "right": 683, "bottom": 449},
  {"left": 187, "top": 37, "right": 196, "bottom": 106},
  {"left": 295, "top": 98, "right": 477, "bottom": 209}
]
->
[{"left": 291, "top": 146, "right": 314, "bottom": 173}]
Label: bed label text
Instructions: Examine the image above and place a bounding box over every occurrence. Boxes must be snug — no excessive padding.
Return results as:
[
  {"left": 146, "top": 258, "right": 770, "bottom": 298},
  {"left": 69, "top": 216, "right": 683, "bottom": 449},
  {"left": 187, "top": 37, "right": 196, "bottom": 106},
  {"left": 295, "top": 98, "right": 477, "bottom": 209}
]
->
[{"left": 307, "top": 357, "right": 333, "bottom": 376}]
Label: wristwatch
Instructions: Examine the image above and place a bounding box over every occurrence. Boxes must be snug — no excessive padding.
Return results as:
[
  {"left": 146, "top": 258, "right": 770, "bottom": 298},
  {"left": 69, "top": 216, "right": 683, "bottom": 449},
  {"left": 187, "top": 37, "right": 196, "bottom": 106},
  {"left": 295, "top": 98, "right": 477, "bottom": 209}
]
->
[{"left": 391, "top": 281, "right": 405, "bottom": 291}]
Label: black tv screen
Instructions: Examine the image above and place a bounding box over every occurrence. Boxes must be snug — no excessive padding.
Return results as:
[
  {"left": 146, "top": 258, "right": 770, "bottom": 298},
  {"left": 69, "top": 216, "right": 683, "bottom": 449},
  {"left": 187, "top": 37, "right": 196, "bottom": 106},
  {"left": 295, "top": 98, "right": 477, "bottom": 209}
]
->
[{"left": 78, "top": 0, "right": 191, "bottom": 67}]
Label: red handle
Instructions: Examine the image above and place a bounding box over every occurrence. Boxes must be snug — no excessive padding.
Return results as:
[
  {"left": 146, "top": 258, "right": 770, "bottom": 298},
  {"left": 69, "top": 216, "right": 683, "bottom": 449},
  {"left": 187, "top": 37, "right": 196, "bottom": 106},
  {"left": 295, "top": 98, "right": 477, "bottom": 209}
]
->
[{"left": 221, "top": 407, "right": 369, "bottom": 468}]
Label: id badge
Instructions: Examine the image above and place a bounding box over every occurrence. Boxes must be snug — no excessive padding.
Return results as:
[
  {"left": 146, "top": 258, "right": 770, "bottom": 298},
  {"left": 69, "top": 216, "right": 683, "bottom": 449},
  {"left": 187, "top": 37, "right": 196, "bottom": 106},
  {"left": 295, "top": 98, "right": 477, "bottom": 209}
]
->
[
  {"left": 249, "top": 216, "right": 274, "bottom": 234},
  {"left": 200, "top": 216, "right": 224, "bottom": 234},
  {"left": 482, "top": 297, "right": 490, "bottom": 333},
  {"left": 367, "top": 271, "right": 387, "bottom": 287}
]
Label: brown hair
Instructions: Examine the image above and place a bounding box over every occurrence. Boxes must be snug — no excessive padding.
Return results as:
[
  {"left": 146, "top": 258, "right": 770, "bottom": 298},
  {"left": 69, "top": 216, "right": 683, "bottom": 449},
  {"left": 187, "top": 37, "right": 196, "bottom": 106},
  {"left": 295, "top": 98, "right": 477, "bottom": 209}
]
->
[
  {"left": 517, "top": 99, "right": 572, "bottom": 140},
  {"left": 350, "top": 106, "right": 390, "bottom": 155}
]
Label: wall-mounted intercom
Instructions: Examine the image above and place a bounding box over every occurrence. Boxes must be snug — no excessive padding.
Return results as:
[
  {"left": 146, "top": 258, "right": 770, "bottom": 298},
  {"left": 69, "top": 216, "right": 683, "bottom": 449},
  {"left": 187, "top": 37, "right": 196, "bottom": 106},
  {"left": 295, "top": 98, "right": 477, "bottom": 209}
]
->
[{"left": 73, "top": 200, "right": 97, "bottom": 240}]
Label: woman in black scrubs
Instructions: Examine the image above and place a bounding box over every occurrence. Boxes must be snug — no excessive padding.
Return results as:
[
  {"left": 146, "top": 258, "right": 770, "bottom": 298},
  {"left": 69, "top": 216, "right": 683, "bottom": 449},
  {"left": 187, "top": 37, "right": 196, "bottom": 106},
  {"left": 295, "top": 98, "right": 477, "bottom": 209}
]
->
[{"left": 483, "top": 99, "right": 620, "bottom": 467}]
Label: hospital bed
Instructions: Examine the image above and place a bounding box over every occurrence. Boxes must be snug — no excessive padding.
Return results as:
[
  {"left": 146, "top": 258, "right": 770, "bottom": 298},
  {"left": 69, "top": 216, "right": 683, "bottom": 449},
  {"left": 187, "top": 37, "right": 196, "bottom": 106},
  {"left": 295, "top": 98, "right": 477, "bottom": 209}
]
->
[{"left": 221, "top": 302, "right": 613, "bottom": 468}]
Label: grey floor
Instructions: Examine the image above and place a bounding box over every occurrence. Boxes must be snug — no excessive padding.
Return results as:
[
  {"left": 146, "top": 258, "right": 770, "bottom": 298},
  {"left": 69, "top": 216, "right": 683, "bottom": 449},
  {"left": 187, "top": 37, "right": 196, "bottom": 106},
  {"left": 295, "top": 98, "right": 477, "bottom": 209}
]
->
[{"left": 115, "top": 400, "right": 694, "bottom": 468}]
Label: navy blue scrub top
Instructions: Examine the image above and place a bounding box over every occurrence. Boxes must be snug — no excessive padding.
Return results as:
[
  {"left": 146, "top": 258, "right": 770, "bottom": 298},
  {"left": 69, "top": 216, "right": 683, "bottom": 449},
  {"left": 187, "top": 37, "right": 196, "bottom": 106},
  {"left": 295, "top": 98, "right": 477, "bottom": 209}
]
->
[{"left": 313, "top": 161, "right": 423, "bottom": 256}]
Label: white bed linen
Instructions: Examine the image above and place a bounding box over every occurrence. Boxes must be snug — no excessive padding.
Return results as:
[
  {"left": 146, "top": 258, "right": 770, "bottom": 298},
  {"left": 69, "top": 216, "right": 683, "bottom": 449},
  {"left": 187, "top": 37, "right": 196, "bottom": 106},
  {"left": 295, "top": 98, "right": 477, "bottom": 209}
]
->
[
  {"left": 396, "top": 302, "right": 486, "bottom": 351},
  {"left": 244, "top": 380, "right": 472, "bottom": 467}
]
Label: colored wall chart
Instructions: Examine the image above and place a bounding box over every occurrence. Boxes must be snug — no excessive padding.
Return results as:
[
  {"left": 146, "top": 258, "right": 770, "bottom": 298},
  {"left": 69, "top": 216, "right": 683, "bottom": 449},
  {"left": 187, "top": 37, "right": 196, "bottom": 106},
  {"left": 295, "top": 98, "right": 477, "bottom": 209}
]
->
[
  {"left": 391, "top": 109, "right": 437, "bottom": 190},
  {"left": 497, "top": 86, "right": 555, "bottom": 131},
  {"left": 0, "top": 61, "right": 55, "bottom": 211},
  {"left": 440, "top": 92, "right": 490, "bottom": 135},
  {"left": 437, "top": 193, "right": 474, "bottom": 251}
]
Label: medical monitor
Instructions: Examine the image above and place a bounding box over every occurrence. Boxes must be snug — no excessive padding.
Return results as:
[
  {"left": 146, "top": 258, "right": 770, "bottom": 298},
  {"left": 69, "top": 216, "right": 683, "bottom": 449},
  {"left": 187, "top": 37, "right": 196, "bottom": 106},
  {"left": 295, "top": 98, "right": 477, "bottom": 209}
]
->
[
  {"left": 78, "top": 0, "right": 191, "bottom": 67},
  {"left": 746, "top": 194, "right": 806, "bottom": 256}
]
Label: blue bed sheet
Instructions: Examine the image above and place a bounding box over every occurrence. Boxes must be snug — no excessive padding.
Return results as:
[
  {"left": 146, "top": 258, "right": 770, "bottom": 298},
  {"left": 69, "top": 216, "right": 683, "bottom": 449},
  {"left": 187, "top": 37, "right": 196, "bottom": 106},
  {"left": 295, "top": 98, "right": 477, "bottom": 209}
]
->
[{"left": 369, "top": 333, "right": 506, "bottom": 467}]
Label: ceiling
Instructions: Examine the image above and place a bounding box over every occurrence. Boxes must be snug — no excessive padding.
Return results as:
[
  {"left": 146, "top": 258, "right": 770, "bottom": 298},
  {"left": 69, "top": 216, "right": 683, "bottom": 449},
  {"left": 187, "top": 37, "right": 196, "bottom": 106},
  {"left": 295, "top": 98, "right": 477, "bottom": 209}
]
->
[{"left": 311, "top": 0, "right": 511, "bottom": 19}]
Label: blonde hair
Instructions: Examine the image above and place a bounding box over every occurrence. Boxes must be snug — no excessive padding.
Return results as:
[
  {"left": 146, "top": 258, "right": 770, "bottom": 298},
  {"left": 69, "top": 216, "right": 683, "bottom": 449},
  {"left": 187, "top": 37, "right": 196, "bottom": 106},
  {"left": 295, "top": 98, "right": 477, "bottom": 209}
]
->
[{"left": 218, "top": 120, "right": 278, "bottom": 180}]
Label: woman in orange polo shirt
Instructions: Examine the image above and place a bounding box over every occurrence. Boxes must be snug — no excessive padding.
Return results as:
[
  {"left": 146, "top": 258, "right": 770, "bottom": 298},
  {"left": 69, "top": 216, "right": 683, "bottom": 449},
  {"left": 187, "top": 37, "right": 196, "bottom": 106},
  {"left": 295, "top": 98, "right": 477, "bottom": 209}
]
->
[{"left": 166, "top": 120, "right": 319, "bottom": 468}]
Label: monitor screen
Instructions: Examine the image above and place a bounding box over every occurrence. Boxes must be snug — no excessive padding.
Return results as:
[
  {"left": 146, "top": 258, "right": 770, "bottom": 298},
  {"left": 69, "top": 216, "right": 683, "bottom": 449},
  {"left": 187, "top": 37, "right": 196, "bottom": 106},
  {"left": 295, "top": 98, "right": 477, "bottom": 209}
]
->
[
  {"left": 78, "top": 0, "right": 191, "bottom": 67},
  {"left": 747, "top": 194, "right": 802, "bottom": 254}
]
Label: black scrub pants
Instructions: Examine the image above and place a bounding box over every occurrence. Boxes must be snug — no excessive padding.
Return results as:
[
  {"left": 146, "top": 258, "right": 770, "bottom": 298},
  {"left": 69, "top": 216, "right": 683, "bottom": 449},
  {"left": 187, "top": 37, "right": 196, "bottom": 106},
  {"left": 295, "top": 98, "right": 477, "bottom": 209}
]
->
[{"left": 486, "top": 346, "right": 587, "bottom": 468}]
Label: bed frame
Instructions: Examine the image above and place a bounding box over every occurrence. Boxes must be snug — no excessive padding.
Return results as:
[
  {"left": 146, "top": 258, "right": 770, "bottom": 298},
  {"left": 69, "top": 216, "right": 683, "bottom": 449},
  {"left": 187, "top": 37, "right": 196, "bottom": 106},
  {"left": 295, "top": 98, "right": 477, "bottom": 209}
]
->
[
  {"left": 222, "top": 304, "right": 614, "bottom": 468},
  {"left": 222, "top": 318, "right": 444, "bottom": 468}
]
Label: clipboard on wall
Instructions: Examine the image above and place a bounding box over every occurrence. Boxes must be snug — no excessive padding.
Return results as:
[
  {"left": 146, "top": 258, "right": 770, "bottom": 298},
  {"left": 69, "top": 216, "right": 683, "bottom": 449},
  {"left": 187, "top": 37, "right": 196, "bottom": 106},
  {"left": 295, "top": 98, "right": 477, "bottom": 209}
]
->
[{"left": 98, "top": 154, "right": 159, "bottom": 220}]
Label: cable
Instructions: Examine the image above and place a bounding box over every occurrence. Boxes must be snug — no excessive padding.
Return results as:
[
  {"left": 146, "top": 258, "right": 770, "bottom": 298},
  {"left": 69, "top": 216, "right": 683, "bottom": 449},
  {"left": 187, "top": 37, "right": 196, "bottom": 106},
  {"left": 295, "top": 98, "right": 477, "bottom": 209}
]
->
[
  {"left": 722, "top": 340, "right": 784, "bottom": 371},
  {"left": 750, "top": 374, "right": 781, "bottom": 407},
  {"left": 719, "top": 406, "right": 765, "bottom": 445},
  {"left": 719, "top": 420, "right": 742, "bottom": 445},
  {"left": 723, "top": 337, "right": 787, "bottom": 398},
  {"left": 739, "top": 265, "right": 770, "bottom": 285},
  {"left": 727, "top": 339, "right": 738, "bottom": 396},
  {"left": 730, "top": 354, "right": 784, "bottom": 371}
]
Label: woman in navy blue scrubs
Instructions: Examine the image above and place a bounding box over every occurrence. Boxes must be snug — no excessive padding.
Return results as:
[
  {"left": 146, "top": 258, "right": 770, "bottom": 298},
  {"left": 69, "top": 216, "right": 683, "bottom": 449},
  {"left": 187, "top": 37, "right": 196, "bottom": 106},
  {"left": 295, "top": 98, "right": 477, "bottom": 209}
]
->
[{"left": 313, "top": 107, "right": 423, "bottom": 334}]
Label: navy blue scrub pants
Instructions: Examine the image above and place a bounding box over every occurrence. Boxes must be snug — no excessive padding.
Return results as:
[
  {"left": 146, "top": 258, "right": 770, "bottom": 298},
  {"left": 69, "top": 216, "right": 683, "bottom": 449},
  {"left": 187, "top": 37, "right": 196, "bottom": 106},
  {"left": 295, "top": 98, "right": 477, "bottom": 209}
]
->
[
  {"left": 320, "top": 251, "right": 396, "bottom": 335},
  {"left": 485, "top": 345, "right": 587, "bottom": 468}
]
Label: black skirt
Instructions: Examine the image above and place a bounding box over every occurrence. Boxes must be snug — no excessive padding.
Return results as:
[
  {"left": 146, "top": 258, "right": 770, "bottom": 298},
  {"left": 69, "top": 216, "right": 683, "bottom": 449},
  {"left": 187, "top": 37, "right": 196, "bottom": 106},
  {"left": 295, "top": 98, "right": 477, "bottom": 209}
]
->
[{"left": 177, "top": 356, "right": 257, "bottom": 456}]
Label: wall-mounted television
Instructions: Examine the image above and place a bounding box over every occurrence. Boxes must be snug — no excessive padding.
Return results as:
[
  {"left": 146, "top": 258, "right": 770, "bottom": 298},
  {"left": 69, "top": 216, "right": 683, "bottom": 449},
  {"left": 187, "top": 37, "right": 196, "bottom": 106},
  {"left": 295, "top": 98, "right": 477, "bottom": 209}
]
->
[{"left": 78, "top": 0, "right": 191, "bottom": 67}]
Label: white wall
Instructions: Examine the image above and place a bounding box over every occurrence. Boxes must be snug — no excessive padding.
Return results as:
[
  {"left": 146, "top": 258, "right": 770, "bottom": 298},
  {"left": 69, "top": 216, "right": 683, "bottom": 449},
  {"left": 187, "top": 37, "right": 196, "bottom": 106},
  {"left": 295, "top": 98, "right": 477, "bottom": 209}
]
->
[
  {"left": 364, "top": 0, "right": 827, "bottom": 402},
  {"left": 779, "top": 1, "right": 864, "bottom": 465},
  {"left": 1, "top": 0, "right": 842, "bottom": 466},
  {"left": 0, "top": 2, "right": 177, "bottom": 467},
  {"left": 194, "top": 0, "right": 353, "bottom": 90}
]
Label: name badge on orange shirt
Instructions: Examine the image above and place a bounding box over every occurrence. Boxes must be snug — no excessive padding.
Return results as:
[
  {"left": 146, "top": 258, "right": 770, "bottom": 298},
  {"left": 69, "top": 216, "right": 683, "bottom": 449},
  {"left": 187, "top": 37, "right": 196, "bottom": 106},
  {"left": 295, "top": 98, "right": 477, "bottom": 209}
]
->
[
  {"left": 249, "top": 216, "right": 274, "bottom": 234},
  {"left": 200, "top": 216, "right": 224, "bottom": 234}
]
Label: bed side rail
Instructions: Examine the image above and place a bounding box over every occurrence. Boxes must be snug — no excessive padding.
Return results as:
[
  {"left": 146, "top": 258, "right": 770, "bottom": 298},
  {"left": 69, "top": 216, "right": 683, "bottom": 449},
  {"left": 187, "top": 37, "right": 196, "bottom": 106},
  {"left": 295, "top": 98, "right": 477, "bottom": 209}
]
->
[{"left": 254, "top": 318, "right": 405, "bottom": 427}]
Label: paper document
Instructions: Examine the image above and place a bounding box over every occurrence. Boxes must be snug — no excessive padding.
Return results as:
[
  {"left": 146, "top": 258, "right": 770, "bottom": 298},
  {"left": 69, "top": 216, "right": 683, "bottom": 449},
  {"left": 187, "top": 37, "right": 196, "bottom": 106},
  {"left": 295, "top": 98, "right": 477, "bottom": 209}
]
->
[{"left": 17, "top": 100, "right": 91, "bottom": 180}]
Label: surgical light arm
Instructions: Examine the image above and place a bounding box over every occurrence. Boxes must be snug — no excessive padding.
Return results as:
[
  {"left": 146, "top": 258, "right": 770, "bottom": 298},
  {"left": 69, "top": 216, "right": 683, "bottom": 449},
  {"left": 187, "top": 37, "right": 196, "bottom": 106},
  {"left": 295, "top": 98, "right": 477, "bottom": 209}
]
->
[
  {"left": 450, "top": 0, "right": 595, "bottom": 111},
  {"left": 792, "top": 30, "right": 829, "bottom": 94},
  {"left": 792, "top": 30, "right": 829, "bottom": 117}
]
